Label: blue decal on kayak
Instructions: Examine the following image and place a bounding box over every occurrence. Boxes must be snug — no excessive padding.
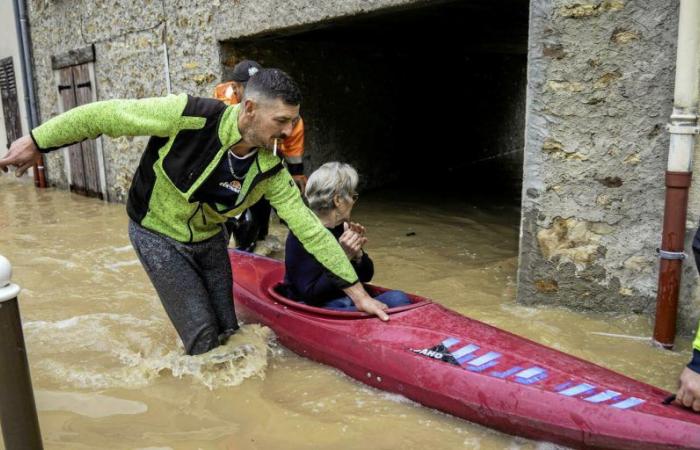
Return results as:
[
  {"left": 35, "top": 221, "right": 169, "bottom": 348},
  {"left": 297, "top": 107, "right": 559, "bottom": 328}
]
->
[
  {"left": 467, "top": 360, "right": 500, "bottom": 372},
  {"left": 584, "top": 390, "right": 621, "bottom": 403},
  {"left": 490, "top": 366, "right": 523, "bottom": 379},
  {"left": 450, "top": 344, "right": 479, "bottom": 362},
  {"left": 442, "top": 337, "right": 460, "bottom": 348},
  {"left": 457, "top": 355, "right": 476, "bottom": 365},
  {"left": 453, "top": 344, "right": 480, "bottom": 363},
  {"left": 610, "top": 397, "right": 645, "bottom": 409},
  {"left": 514, "top": 367, "right": 548, "bottom": 385},
  {"left": 409, "top": 341, "right": 644, "bottom": 410},
  {"left": 554, "top": 381, "right": 574, "bottom": 392},
  {"left": 559, "top": 383, "right": 596, "bottom": 397},
  {"left": 466, "top": 352, "right": 502, "bottom": 372}
]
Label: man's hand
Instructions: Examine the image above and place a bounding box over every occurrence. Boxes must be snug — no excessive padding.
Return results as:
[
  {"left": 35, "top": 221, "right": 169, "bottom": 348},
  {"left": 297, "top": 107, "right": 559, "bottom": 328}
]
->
[
  {"left": 339, "top": 222, "right": 367, "bottom": 261},
  {"left": 0, "top": 135, "right": 40, "bottom": 177},
  {"left": 677, "top": 367, "right": 700, "bottom": 412},
  {"left": 342, "top": 282, "right": 389, "bottom": 321},
  {"left": 355, "top": 295, "right": 389, "bottom": 320}
]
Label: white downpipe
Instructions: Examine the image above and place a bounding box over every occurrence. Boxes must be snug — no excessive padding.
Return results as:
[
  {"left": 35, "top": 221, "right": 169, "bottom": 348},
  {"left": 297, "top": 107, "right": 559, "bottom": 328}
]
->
[{"left": 667, "top": 0, "right": 700, "bottom": 172}]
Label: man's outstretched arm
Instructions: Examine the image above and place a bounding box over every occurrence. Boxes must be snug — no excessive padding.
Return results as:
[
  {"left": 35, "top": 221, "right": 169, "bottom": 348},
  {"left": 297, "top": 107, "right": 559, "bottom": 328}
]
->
[{"left": 1, "top": 94, "right": 189, "bottom": 176}]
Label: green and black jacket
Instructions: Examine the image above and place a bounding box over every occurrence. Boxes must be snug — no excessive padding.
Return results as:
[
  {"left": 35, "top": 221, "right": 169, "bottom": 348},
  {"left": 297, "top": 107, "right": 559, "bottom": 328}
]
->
[{"left": 30, "top": 93, "right": 358, "bottom": 288}]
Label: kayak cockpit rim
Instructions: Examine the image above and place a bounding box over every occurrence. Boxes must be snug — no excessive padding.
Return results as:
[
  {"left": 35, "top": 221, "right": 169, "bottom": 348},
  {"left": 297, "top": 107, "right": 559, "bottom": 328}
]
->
[{"left": 266, "top": 283, "right": 432, "bottom": 319}]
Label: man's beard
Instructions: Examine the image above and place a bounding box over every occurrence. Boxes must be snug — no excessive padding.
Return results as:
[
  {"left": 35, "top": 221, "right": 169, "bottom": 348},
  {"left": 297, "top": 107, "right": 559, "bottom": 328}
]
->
[{"left": 241, "top": 124, "right": 266, "bottom": 148}]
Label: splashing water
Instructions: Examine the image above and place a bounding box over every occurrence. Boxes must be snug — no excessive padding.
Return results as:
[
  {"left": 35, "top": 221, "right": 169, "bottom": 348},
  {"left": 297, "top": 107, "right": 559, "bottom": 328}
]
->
[{"left": 24, "top": 314, "right": 276, "bottom": 390}]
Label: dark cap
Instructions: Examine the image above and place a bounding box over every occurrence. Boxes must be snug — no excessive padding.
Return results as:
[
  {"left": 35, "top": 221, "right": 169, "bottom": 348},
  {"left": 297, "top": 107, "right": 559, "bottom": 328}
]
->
[{"left": 231, "top": 60, "right": 262, "bottom": 82}]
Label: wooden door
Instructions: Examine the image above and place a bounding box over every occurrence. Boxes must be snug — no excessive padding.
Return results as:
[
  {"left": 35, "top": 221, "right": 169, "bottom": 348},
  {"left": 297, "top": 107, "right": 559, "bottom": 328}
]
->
[{"left": 57, "top": 64, "right": 103, "bottom": 199}]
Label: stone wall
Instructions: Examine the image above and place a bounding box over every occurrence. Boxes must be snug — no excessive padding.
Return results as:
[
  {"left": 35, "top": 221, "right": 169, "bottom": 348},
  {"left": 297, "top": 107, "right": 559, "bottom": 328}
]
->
[
  {"left": 518, "top": 0, "right": 700, "bottom": 335},
  {"left": 29, "top": 0, "right": 169, "bottom": 198}
]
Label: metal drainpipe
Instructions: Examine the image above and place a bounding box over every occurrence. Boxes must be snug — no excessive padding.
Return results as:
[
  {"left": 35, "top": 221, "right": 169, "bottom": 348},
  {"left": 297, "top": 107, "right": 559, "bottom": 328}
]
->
[
  {"left": 12, "top": 0, "right": 45, "bottom": 188},
  {"left": 653, "top": 0, "right": 700, "bottom": 349}
]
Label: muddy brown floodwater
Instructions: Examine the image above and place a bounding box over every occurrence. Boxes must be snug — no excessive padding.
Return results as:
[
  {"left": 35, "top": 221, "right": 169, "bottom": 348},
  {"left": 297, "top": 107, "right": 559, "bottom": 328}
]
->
[{"left": 0, "top": 177, "right": 692, "bottom": 449}]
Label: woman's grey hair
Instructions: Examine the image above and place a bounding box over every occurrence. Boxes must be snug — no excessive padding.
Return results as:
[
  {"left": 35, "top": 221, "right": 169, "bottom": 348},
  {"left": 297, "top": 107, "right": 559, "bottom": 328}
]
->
[{"left": 305, "top": 162, "right": 359, "bottom": 213}]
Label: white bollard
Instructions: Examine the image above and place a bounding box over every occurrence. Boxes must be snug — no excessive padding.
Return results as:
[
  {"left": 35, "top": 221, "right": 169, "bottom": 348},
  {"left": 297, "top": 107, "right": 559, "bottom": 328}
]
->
[
  {"left": 0, "top": 253, "right": 43, "bottom": 449},
  {"left": 0, "top": 254, "right": 21, "bottom": 303}
]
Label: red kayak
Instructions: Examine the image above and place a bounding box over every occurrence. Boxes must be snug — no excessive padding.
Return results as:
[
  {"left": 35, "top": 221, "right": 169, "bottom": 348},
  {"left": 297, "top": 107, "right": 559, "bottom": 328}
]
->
[{"left": 229, "top": 249, "right": 700, "bottom": 449}]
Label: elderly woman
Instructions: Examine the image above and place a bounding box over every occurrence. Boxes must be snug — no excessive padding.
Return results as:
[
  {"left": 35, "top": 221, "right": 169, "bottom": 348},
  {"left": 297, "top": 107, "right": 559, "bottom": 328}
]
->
[{"left": 284, "top": 162, "right": 411, "bottom": 311}]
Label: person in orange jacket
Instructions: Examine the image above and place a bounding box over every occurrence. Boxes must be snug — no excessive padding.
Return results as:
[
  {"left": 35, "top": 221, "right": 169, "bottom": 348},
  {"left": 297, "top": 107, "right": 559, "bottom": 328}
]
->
[{"left": 214, "top": 60, "right": 307, "bottom": 251}]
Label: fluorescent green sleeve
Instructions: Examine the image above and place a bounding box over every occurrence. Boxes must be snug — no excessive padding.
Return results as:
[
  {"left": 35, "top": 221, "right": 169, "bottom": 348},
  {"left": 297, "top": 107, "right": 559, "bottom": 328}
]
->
[
  {"left": 265, "top": 168, "right": 358, "bottom": 287},
  {"left": 694, "top": 325, "right": 700, "bottom": 352},
  {"left": 31, "top": 94, "right": 189, "bottom": 152}
]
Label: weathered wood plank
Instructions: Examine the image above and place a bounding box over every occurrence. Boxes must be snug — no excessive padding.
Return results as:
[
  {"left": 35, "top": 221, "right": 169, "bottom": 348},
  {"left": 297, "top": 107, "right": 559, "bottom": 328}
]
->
[
  {"left": 72, "top": 64, "right": 102, "bottom": 199},
  {"left": 59, "top": 67, "right": 87, "bottom": 194}
]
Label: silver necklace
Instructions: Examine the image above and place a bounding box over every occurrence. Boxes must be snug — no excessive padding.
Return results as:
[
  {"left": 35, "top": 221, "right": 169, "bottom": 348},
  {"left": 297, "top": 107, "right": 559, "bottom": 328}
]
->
[{"left": 227, "top": 150, "right": 247, "bottom": 181}]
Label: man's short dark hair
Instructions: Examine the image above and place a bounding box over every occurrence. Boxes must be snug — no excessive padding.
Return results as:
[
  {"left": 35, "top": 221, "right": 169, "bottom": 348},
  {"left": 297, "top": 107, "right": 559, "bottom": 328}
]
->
[{"left": 243, "top": 68, "right": 302, "bottom": 106}]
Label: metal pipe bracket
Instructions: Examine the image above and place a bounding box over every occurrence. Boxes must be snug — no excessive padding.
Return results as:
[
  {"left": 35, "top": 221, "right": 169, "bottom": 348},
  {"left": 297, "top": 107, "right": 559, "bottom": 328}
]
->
[
  {"left": 656, "top": 248, "right": 688, "bottom": 260},
  {"left": 666, "top": 123, "right": 700, "bottom": 134}
]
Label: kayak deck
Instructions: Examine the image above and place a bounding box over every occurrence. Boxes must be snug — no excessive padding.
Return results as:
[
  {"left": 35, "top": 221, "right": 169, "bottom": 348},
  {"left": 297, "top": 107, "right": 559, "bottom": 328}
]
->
[{"left": 229, "top": 249, "right": 700, "bottom": 449}]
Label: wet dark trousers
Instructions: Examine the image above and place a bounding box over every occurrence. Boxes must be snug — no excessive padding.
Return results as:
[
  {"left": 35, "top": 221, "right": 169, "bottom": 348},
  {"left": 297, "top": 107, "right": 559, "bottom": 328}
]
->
[{"left": 128, "top": 220, "right": 238, "bottom": 355}]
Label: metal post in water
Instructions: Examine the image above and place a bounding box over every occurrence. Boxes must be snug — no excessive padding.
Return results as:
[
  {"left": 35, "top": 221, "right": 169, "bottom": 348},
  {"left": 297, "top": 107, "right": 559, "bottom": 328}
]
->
[{"left": 0, "top": 254, "right": 43, "bottom": 449}]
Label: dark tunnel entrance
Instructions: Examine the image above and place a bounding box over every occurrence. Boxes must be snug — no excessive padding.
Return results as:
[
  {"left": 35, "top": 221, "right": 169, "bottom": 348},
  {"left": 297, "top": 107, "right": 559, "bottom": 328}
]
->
[{"left": 220, "top": 0, "right": 529, "bottom": 199}]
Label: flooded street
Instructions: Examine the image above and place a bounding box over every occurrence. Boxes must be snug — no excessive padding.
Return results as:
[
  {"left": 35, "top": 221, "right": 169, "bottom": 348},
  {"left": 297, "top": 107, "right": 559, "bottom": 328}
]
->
[{"left": 0, "top": 176, "right": 693, "bottom": 449}]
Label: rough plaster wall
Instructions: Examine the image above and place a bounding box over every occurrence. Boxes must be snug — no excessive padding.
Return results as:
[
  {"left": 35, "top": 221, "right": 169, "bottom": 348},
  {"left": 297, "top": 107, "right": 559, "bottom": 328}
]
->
[
  {"left": 28, "top": 0, "right": 167, "bottom": 197},
  {"left": 162, "top": 0, "right": 220, "bottom": 96},
  {"left": 517, "top": 0, "right": 700, "bottom": 333},
  {"left": 81, "top": 0, "right": 163, "bottom": 42},
  {"left": 212, "top": 0, "right": 433, "bottom": 42},
  {"left": 94, "top": 26, "right": 169, "bottom": 202}
]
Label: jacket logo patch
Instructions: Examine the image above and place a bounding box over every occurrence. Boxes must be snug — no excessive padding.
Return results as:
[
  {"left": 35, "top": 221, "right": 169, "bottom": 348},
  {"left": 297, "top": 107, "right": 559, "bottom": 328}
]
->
[{"left": 220, "top": 180, "right": 242, "bottom": 193}]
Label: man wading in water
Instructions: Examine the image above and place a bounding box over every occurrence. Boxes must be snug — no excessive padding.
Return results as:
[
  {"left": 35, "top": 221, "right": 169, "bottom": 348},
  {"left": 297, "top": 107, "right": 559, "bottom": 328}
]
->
[{"left": 0, "top": 68, "right": 389, "bottom": 355}]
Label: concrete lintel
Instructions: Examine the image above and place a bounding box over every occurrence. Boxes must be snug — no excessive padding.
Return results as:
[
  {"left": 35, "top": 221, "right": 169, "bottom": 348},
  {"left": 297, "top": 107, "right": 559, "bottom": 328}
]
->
[
  {"left": 213, "top": 0, "right": 431, "bottom": 43},
  {"left": 51, "top": 45, "right": 95, "bottom": 70}
]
